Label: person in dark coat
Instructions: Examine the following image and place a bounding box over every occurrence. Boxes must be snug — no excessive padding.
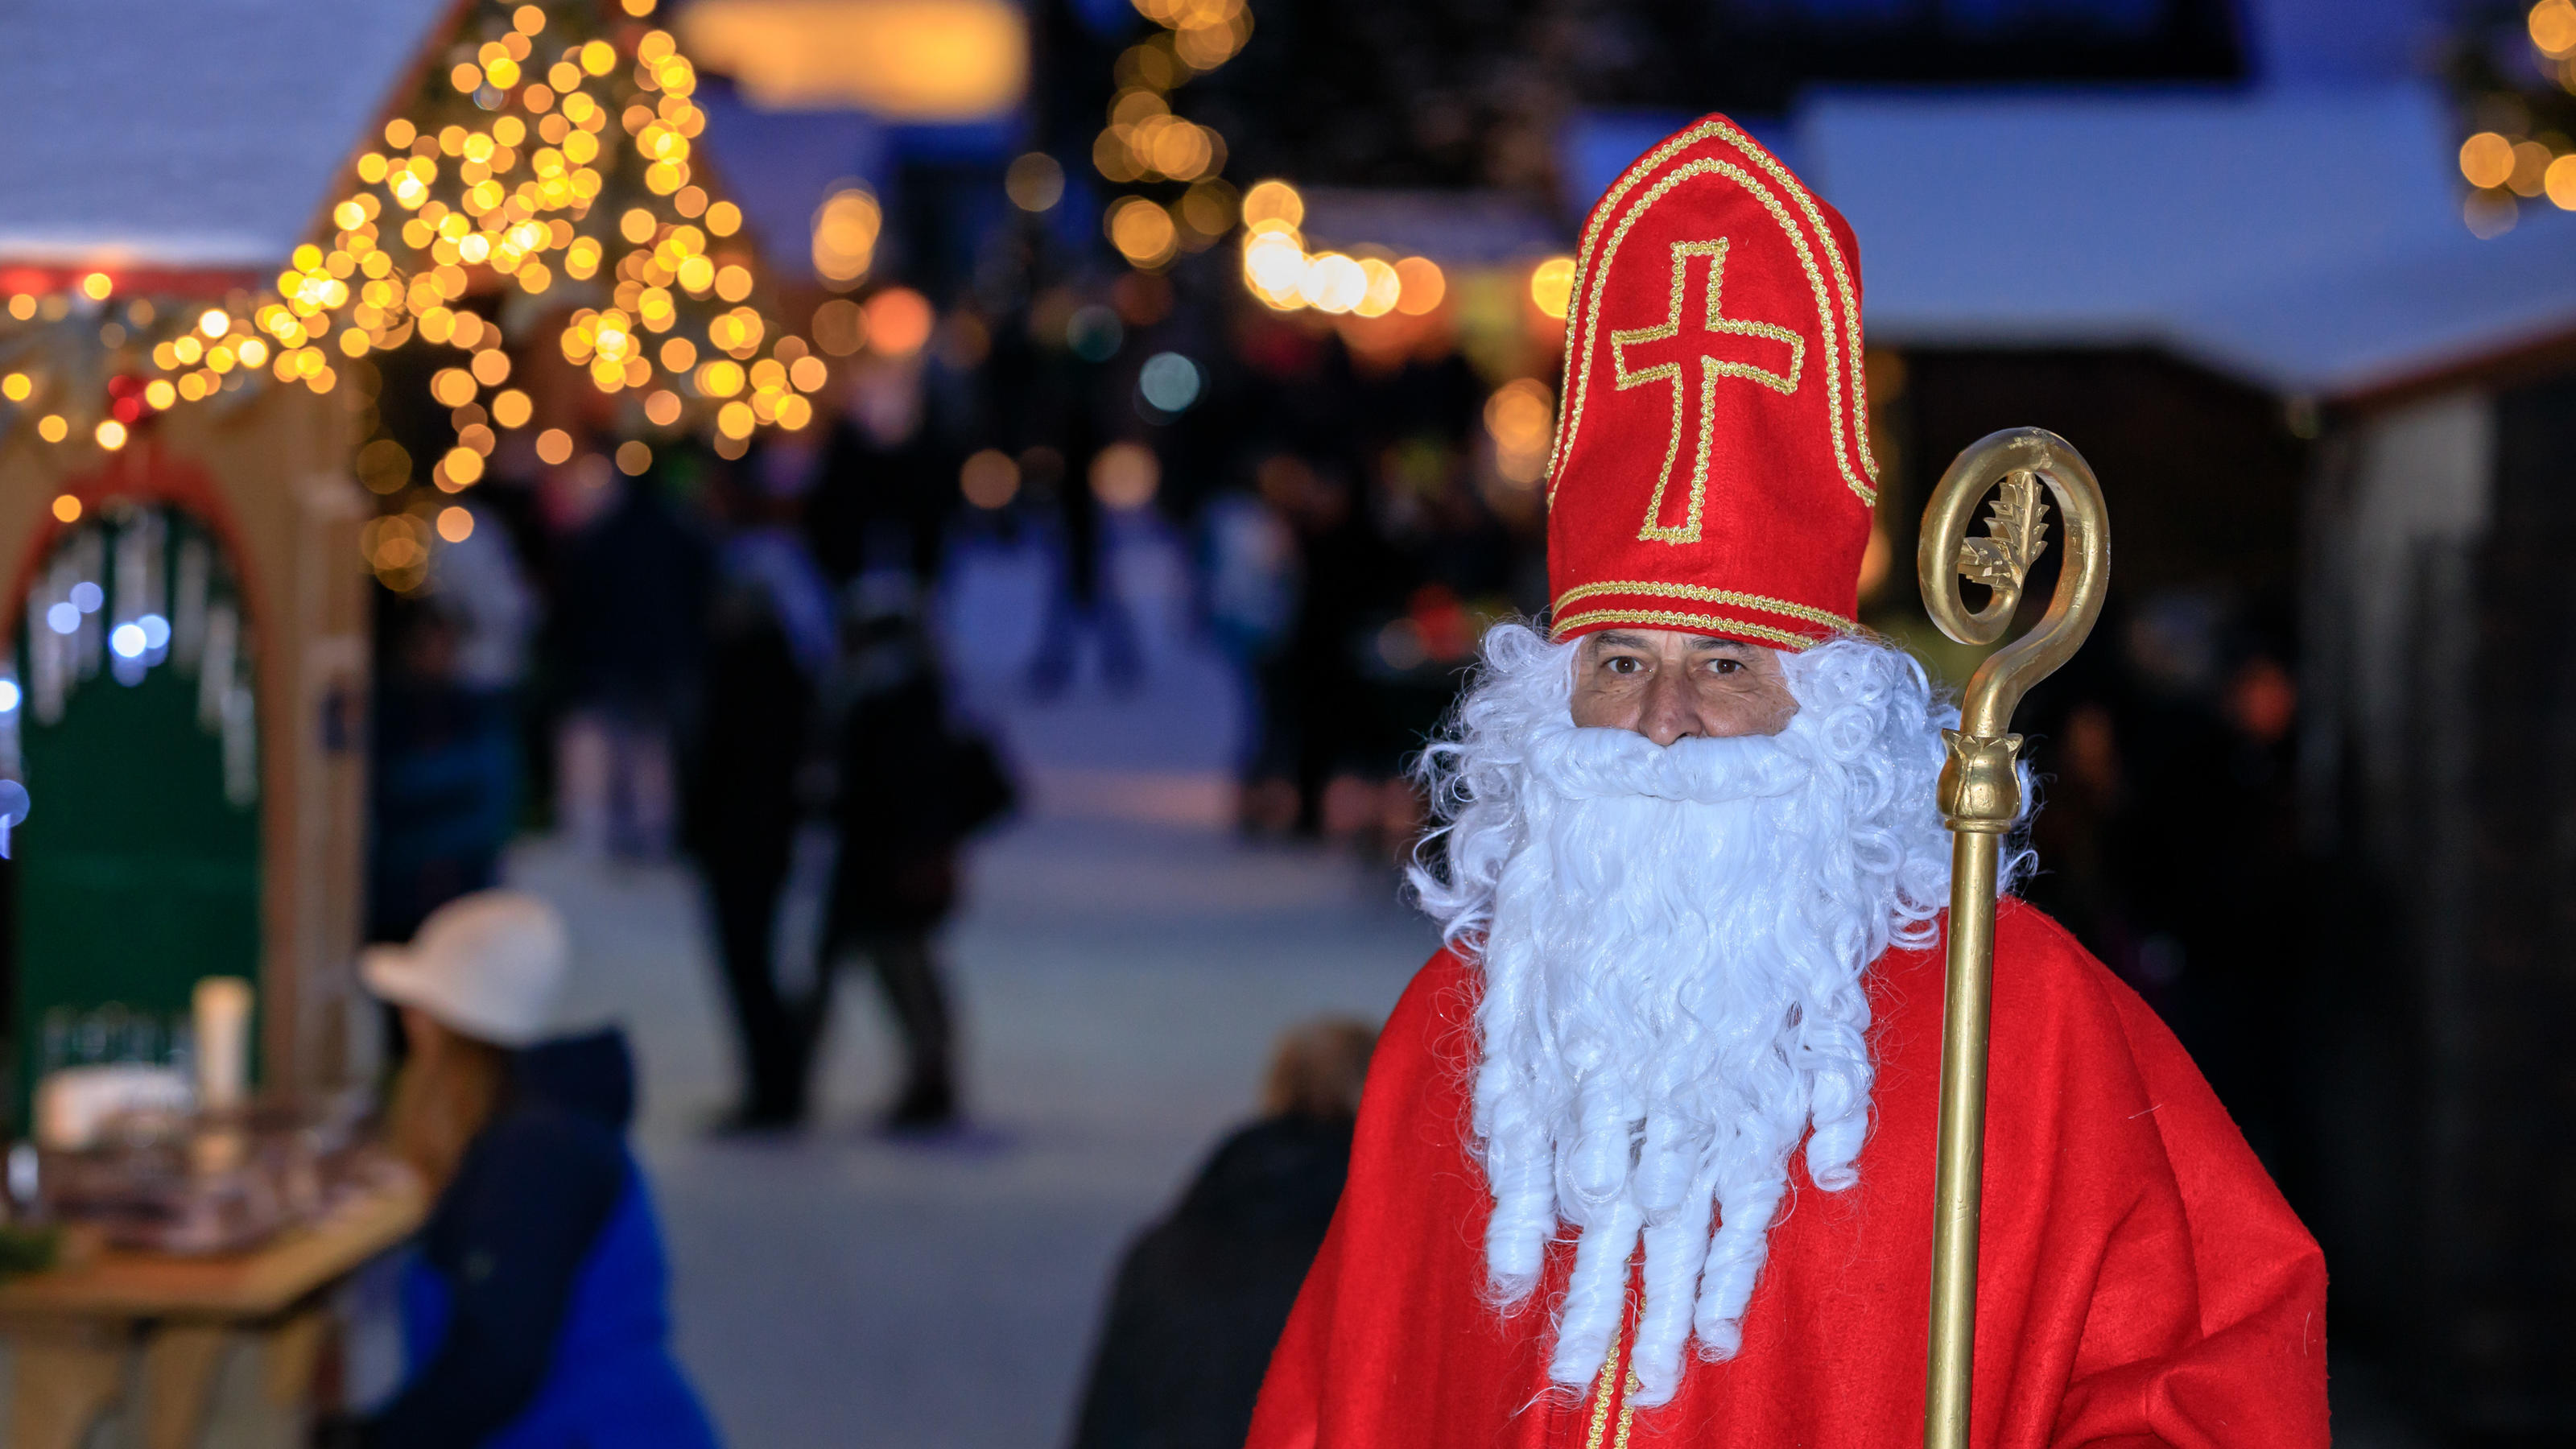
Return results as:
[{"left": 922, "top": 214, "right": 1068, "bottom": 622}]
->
[
  {"left": 551, "top": 463, "right": 712, "bottom": 861},
  {"left": 1069, "top": 1018, "right": 1377, "bottom": 1449},
  {"left": 368, "top": 599, "right": 521, "bottom": 945},
  {"left": 353, "top": 891, "right": 718, "bottom": 1449},
  {"left": 684, "top": 452, "right": 840, "bottom": 1129},
  {"left": 809, "top": 576, "right": 1011, "bottom": 1130}
]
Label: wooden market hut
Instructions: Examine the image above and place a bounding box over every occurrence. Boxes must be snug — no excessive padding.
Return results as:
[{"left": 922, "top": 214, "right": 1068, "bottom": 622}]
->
[{"left": 0, "top": 0, "right": 452, "bottom": 1116}]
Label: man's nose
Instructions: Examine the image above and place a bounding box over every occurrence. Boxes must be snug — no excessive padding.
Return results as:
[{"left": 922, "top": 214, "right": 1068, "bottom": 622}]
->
[{"left": 1637, "top": 668, "right": 1698, "bottom": 746}]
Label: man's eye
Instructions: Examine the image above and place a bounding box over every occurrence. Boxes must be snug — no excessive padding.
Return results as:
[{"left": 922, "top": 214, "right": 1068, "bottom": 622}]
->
[
  {"left": 1708, "top": 658, "right": 1741, "bottom": 675},
  {"left": 1607, "top": 656, "right": 1641, "bottom": 675}
]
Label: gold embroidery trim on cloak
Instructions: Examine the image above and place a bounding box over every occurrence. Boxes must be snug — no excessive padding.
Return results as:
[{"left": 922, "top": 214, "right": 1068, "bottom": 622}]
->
[{"left": 1583, "top": 1358, "right": 1641, "bottom": 1449}]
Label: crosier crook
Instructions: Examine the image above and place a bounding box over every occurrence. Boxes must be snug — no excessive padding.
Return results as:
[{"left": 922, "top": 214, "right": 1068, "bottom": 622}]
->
[{"left": 1914, "top": 428, "right": 2110, "bottom": 1449}]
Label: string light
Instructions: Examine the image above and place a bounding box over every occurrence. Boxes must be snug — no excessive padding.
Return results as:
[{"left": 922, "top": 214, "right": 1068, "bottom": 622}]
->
[
  {"left": 0, "top": 0, "right": 819, "bottom": 541},
  {"left": 1092, "top": 0, "right": 1254, "bottom": 270}
]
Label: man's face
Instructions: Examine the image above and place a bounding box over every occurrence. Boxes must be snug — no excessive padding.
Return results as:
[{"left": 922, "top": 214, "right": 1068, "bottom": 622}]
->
[{"left": 1569, "top": 628, "right": 1798, "bottom": 745}]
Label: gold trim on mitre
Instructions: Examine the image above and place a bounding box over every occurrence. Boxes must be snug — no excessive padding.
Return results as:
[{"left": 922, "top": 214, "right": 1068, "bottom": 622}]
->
[
  {"left": 1549, "top": 607, "right": 1847, "bottom": 651},
  {"left": 1551, "top": 579, "right": 1858, "bottom": 636}
]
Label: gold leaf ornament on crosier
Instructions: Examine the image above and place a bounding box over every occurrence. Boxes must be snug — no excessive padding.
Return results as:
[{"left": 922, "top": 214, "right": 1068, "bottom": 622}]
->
[{"left": 1955, "top": 473, "right": 2049, "bottom": 594}]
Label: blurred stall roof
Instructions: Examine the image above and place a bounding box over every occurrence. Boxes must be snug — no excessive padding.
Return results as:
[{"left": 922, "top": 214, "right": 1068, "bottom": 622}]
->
[
  {"left": 1794, "top": 84, "right": 2576, "bottom": 400},
  {"left": 1798, "top": 86, "right": 2454, "bottom": 346},
  {"left": 2169, "top": 208, "right": 2576, "bottom": 400},
  {"left": 1294, "top": 188, "right": 1563, "bottom": 266},
  {"left": 0, "top": 0, "right": 452, "bottom": 279},
  {"left": 675, "top": 0, "right": 1028, "bottom": 121}
]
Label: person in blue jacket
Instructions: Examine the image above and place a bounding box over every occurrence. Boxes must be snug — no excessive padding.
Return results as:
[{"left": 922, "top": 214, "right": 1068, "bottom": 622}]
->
[{"left": 353, "top": 889, "right": 720, "bottom": 1449}]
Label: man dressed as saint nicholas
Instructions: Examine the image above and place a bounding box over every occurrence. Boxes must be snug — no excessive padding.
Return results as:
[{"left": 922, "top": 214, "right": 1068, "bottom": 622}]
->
[{"left": 1246, "top": 118, "right": 2328, "bottom": 1449}]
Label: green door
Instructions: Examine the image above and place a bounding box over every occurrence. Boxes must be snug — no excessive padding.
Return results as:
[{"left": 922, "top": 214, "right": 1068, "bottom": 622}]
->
[{"left": 9, "top": 501, "right": 259, "bottom": 1119}]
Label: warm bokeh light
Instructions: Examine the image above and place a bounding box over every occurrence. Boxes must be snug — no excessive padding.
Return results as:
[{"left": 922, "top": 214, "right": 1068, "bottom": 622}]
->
[
  {"left": 812, "top": 186, "right": 883, "bottom": 284},
  {"left": 437, "top": 506, "right": 476, "bottom": 543},
  {"left": 2547, "top": 154, "right": 2576, "bottom": 209},
  {"left": 1089, "top": 440, "right": 1160, "bottom": 510},
  {"left": 442, "top": 446, "right": 485, "bottom": 487},
  {"left": 1241, "top": 180, "right": 1303, "bottom": 231},
  {"left": 492, "top": 389, "right": 534, "bottom": 429},
  {"left": 1529, "top": 257, "right": 1576, "bottom": 320},
  {"left": 1484, "top": 378, "right": 1554, "bottom": 487},
  {"left": 1355, "top": 257, "right": 1402, "bottom": 318},
  {"left": 94, "top": 419, "right": 127, "bottom": 451},
  {"left": 1393, "top": 256, "right": 1445, "bottom": 315},
  {"left": 960, "top": 448, "right": 1021, "bottom": 509},
  {"left": 2462, "top": 131, "right": 2516, "bottom": 190},
  {"left": 1301, "top": 253, "right": 1367, "bottom": 313},
  {"left": 432, "top": 368, "right": 477, "bottom": 407},
  {"left": 1107, "top": 196, "right": 1180, "bottom": 267},
  {"left": 36, "top": 415, "right": 67, "bottom": 443},
  {"left": 51, "top": 495, "right": 80, "bottom": 524},
  {"left": 79, "top": 273, "right": 111, "bottom": 301},
  {"left": 1006, "top": 152, "right": 1065, "bottom": 211},
  {"left": 1243, "top": 229, "right": 1307, "bottom": 308},
  {"left": 864, "top": 288, "right": 935, "bottom": 355},
  {"left": 616, "top": 440, "right": 654, "bottom": 475},
  {"left": 536, "top": 428, "right": 576, "bottom": 465},
  {"left": 2533, "top": 0, "right": 2576, "bottom": 56}
]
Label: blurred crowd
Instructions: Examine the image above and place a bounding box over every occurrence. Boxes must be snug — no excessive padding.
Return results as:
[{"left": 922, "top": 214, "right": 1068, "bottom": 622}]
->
[{"left": 364, "top": 270, "right": 1550, "bottom": 1137}]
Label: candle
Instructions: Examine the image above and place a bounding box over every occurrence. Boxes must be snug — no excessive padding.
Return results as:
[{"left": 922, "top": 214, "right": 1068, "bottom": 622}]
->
[{"left": 193, "top": 976, "right": 253, "bottom": 1112}]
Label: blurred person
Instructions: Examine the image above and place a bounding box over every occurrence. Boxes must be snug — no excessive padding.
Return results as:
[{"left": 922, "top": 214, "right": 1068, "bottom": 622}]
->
[
  {"left": 368, "top": 530, "right": 530, "bottom": 944},
  {"left": 810, "top": 576, "right": 1013, "bottom": 1130},
  {"left": 809, "top": 354, "right": 949, "bottom": 589},
  {"left": 349, "top": 890, "right": 718, "bottom": 1449},
  {"left": 1071, "top": 1018, "right": 1375, "bottom": 1449},
  {"left": 1197, "top": 484, "right": 1299, "bottom": 825},
  {"left": 1025, "top": 410, "right": 1145, "bottom": 698},
  {"left": 1249, "top": 118, "right": 2324, "bottom": 1447},
  {"left": 1241, "top": 452, "right": 1394, "bottom": 835},
  {"left": 683, "top": 446, "right": 839, "bottom": 1130},
  {"left": 552, "top": 451, "right": 711, "bottom": 861}
]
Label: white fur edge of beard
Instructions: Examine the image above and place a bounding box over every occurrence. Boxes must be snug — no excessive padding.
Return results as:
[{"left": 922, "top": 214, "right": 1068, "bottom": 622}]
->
[{"left": 1409, "top": 624, "right": 2023, "bottom": 1408}]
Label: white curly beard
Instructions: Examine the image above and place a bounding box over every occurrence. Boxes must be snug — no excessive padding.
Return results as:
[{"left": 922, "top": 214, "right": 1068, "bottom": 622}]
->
[{"left": 1409, "top": 625, "right": 1974, "bottom": 1406}]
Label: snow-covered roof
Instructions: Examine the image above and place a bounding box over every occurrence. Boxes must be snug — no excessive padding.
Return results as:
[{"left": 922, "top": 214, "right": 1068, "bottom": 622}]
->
[
  {"left": 1793, "top": 83, "right": 2574, "bottom": 399},
  {"left": 2166, "top": 206, "right": 2576, "bottom": 398},
  {"left": 0, "top": 0, "right": 452, "bottom": 279}
]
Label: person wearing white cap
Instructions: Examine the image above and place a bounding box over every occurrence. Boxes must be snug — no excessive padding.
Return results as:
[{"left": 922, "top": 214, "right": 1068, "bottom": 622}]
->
[{"left": 344, "top": 890, "right": 719, "bottom": 1449}]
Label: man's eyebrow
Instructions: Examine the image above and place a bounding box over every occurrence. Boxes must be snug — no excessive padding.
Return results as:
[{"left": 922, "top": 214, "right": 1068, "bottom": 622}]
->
[
  {"left": 1687, "top": 635, "right": 1756, "bottom": 652},
  {"left": 1591, "top": 630, "right": 1653, "bottom": 648}
]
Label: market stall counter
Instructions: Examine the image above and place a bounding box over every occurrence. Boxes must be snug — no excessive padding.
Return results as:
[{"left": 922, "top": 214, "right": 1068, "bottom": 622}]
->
[{"left": 0, "top": 1170, "right": 425, "bottom": 1449}]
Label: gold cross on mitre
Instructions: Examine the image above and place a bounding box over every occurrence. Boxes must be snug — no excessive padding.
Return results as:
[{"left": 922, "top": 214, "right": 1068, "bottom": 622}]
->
[{"left": 1608, "top": 237, "right": 1806, "bottom": 544}]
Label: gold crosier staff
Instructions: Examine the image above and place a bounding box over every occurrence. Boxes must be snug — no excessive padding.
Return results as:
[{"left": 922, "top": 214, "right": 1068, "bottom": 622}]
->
[{"left": 1913, "top": 429, "right": 2110, "bottom": 1449}]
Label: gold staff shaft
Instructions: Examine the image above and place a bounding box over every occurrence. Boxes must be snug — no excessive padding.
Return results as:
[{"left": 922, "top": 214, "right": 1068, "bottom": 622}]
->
[{"left": 1914, "top": 429, "right": 2110, "bottom": 1449}]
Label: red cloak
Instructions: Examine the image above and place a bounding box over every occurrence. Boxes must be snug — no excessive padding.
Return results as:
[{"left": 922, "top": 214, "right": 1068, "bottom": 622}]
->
[{"left": 1247, "top": 900, "right": 2328, "bottom": 1449}]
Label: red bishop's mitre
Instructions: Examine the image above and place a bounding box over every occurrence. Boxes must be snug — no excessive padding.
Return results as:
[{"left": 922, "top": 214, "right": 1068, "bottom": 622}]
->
[{"left": 1545, "top": 115, "right": 1876, "bottom": 650}]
